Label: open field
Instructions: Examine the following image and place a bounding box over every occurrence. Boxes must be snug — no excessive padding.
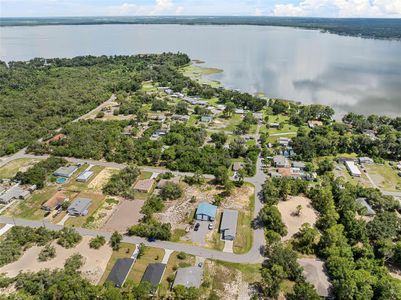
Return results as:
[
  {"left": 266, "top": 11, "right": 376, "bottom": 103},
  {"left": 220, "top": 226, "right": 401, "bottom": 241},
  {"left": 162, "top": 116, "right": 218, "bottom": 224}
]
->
[
  {"left": 64, "top": 165, "right": 104, "bottom": 192},
  {"left": 277, "top": 196, "right": 318, "bottom": 241},
  {"left": 0, "top": 158, "right": 40, "bottom": 179},
  {"left": 88, "top": 167, "right": 119, "bottom": 191},
  {"left": 233, "top": 186, "right": 254, "bottom": 254},
  {"left": 365, "top": 163, "right": 401, "bottom": 192},
  {"left": 0, "top": 236, "right": 112, "bottom": 284},
  {"left": 333, "top": 164, "right": 372, "bottom": 188},
  {"left": 99, "top": 242, "right": 136, "bottom": 285},
  {"left": 102, "top": 199, "right": 144, "bottom": 233}
]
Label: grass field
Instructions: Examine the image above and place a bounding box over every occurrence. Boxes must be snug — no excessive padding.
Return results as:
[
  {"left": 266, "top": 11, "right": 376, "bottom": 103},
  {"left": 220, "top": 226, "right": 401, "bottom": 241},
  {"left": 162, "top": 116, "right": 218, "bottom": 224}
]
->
[
  {"left": 5, "top": 186, "right": 58, "bottom": 220},
  {"left": 64, "top": 165, "right": 104, "bottom": 193},
  {"left": 99, "top": 242, "right": 136, "bottom": 285},
  {"left": 365, "top": 163, "right": 401, "bottom": 191},
  {"left": 129, "top": 246, "right": 165, "bottom": 283},
  {"left": 0, "top": 158, "right": 39, "bottom": 178}
]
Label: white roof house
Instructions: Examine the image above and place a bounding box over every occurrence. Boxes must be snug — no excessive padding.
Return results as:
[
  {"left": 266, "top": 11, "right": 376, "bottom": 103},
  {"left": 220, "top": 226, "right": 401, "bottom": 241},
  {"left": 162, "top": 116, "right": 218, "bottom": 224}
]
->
[
  {"left": 76, "top": 170, "right": 94, "bottom": 182},
  {"left": 345, "top": 161, "right": 361, "bottom": 177}
]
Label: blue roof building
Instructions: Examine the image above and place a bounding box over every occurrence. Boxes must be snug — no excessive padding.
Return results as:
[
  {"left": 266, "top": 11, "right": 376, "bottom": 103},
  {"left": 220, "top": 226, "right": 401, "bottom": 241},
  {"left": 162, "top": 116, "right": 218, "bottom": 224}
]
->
[{"left": 195, "top": 202, "right": 217, "bottom": 221}]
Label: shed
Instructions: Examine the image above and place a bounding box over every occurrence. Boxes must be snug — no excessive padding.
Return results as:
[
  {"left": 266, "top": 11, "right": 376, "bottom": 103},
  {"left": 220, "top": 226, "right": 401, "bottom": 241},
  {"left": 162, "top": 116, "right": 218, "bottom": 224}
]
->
[
  {"left": 220, "top": 209, "right": 239, "bottom": 240},
  {"left": 141, "top": 263, "right": 166, "bottom": 286},
  {"left": 106, "top": 258, "right": 135, "bottom": 287},
  {"left": 67, "top": 198, "right": 92, "bottom": 216},
  {"left": 345, "top": 161, "right": 361, "bottom": 177},
  {"left": 173, "top": 267, "right": 203, "bottom": 288},
  {"left": 356, "top": 198, "right": 376, "bottom": 216},
  {"left": 134, "top": 179, "right": 154, "bottom": 193},
  {"left": 54, "top": 165, "right": 78, "bottom": 178},
  {"left": 76, "top": 170, "right": 94, "bottom": 182},
  {"left": 195, "top": 202, "right": 217, "bottom": 221}
]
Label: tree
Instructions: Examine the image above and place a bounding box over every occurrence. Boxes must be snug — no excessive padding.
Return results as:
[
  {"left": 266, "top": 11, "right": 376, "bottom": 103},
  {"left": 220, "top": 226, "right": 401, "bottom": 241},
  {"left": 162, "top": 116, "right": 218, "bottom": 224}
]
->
[
  {"left": 89, "top": 235, "right": 106, "bottom": 249},
  {"left": 258, "top": 205, "right": 287, "bottom": 237},
  {"left": 317, "top": 158, "right": 334, "bottom": 175},
  {"left": 214, "top": 166, "right": 229, "bottom": 185},
  {"left": 224, "top": 102, "right": 236, "bottom": 117},
  {"left": 293, "top": 223, "right": 320, "bottom": 255},
  {"left": 295, "top": 204, "right": 302, "bottom": 216},
  {"left": 175, "top": 101, "right": 188, "bottom": 115},
  {"left": 137, "top": 243, "right": 146, "bottom": 259},
  {"left": 260, "top": 264, "right": 285, "bottom": 299},
  {"left": 286, "top": 281, "right": 321, "bottom": 300},
  {"left": 57, "top": 227, "right": 82, "bottom": 249},
  {"left": 210, "top": 132, "right": 227, "bottom": 148},
  {"left": 160, "top": 182, "right": 183, "bottom": 200},
  {"left": 38, "top": 244, "right": 56, "bottom": 262},
  {"left": 110, "top": 231, "right": 122, "bottom": 251},
  {"left": 173, "top": 285, "right": 200, "bottom": 300}
]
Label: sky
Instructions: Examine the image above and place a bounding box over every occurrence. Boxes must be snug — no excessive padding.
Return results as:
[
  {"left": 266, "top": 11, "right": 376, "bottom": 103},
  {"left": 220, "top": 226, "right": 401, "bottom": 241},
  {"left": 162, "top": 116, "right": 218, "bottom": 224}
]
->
[{"left": 1, "top": 0, "right": 401, "bottom": 18}]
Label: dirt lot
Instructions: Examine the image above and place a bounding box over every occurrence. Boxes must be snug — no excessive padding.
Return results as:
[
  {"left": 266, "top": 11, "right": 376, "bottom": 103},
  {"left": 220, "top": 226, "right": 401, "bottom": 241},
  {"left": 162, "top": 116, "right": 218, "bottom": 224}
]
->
[
  {"left": 102, "top": 199, "right": 144, "bottom": 232},
  {"left": 0, "top": 236, "right": 112, "bottom": 284},
  {"left": 88, "top": 167, "right": 119, "bottom": 191},
  {"left": 298, "top": 258, "right": 331, "bottom": 297},
  {"left": 85, "top": 197, "right": 120, "bottom": 230},
  {"left": 277, "top": 196, "right": 318, "bottom": 241}
]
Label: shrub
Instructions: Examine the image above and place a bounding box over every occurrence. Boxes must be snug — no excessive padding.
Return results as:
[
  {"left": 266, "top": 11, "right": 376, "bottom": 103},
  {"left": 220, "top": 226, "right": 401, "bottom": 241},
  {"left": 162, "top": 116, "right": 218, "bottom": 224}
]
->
[
  {"left": 64, "top": 254, "right": 84, "bottom": 273},
  {"left": 38, "top": 244, "right": 56, "bottom": 262},
  {"left": 177, "top": 252, "right": 187, "bottom": 260},
  {"left": 160, "top": 182, "right": 183, "bottom": 200},
  {"left": 89, "top": 235, "right": 106, "bottom": 249},
  {"left": 110, "top": 231, "right": 122, "bottom": 251},
  {"left": 57, "top": 227, "right": 82, "bottom": 249}
]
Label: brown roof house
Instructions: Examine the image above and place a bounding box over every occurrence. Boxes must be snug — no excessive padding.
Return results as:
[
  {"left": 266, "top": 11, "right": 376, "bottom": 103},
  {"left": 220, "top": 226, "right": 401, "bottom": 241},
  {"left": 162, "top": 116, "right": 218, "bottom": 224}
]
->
[
  {"left": 134, "top": 179, "right": 154, "bottom": 193},
  {"left": 42, "top": 192, "right": 67, "bottom": 211}
]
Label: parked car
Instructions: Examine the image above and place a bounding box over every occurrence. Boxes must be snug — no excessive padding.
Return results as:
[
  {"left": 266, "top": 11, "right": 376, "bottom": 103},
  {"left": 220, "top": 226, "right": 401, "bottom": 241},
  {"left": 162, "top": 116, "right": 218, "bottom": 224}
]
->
[
  {"left": 194, "top": 223, "right": 200, "bottom": 231},
  {"left": 148, "top": 237, "right": 156, "bottom": 242},
  {"left": 208, "top": 223, "right": 213, "bottom": 230},
  {"left": 198, "top": 262, "right": 203, "bottom": 267}
]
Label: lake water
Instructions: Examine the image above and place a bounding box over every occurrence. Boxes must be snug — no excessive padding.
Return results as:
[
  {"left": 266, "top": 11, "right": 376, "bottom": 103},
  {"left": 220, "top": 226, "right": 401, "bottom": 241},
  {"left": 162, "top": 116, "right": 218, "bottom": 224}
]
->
[{"left": 1, "top": 24, "right": 400, "bottom": 116}]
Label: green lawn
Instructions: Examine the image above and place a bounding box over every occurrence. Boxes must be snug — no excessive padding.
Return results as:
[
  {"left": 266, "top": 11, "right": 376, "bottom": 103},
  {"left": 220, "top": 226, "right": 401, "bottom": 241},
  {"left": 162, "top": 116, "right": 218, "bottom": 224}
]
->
[
  {"left": 129, "top": 246, "right": 165, "bottom": 283},
  {"left": 365, "top": 163, "right": 401, "bottom": 192},
  {"left": 207, "top": 211, "right": 225, "bottom": 251},
  {"left": 0, "top": 158, "right": 40, "bottom": 179},
  {"left": 99, "top": 243, "right": 136, "bottom": 285},
  {"left": 5, "top": 186, "right": 58, "bottom": 220},
  {"left": 64, "top": 165, "right": 104, "bottom": 193},
  {"left": 213, "top": 260, "right": 261, "bottom": 282}
]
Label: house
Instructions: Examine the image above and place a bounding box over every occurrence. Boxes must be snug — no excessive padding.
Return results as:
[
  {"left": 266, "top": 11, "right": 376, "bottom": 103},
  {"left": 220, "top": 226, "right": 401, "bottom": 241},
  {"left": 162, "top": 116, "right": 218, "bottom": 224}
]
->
[
  {"left": 172, "top": 114, "right": 190, "bottom": 122},
  {"left": 165, "top": 88, "right": 173, "bottom": 95},
  {"left": 76, "top": 170, "right": 94, "bottom": 182},
  {"left": 157, "top": 115, "right": 166, "bottom": 123},
  {"left": 269, "top": 171, "right": 282, "bottom": 178},
  {"left": 356, "top": 198, "right": 376, "bottom": 216},
  {"left": 337, "top": 157, "right": 357, "bottom": 164},
  {"left": 307, "top": 120, "right": 323, "bottom": 128},
  {"left": 42, "top": 192, "right": 66, "bottom": 211},
  {"left": 232, "top": 162, "right": 244, "bottom": 172},
  {"left": 195, "top": 202, "right": 217, "bottom": 221},
  {"left": 173, "top": 267, "right": 203, "bottom": 288},
  {"left": 201, "top": 115, "right": 213, "bottom": 123},
  {"left": 107, "top": 258, "right": 135, "bottom": 288},
  {"left": 54, "top": 165, "right": 78, "bottom": 178},
  {"left": 151, "top": 129, "right": 167, "bottom": 140},
  {"left": 67, "top": 198, "right": 92, "bottom": 216},
  {"left": 278, "top": 137, "right": 291, "bottom": 147},
  {"left": 358, "top": 157, "right": 374, "bottom": 164},
  {"left": 141, "top": 263, "right": 166, "bottom": 286},
  {"left": 195, "top": 100, "right": 208, "bottom": 106},
  {"left": 234, "top": 108, "right": 245, "bottom": 114},
  {"left": 134, "top": 179, "right": 154, "bottom": 193},
  {"left": 216, "top": 104, "right": 226, "bottom": 111},
  {"left": 345, "top": 161, "right": 362, "bottom": 177},
  {"left": 269, "top": 123, "right": 280, "bottom": 128},
  {"left": 220, "top": 209, "right": 238, "bottom": 240},
  {"left": 273, "top": 155, "right": 290, "bottom": 168},
  {"left": 363, "top": 130, "right": 377, "bottom": 140},
  {"left": 292, "top": 161, "right": 306, "bottom": 170},
  {"left": 0, "top": 184, "right": 31, "bottom": 204}
]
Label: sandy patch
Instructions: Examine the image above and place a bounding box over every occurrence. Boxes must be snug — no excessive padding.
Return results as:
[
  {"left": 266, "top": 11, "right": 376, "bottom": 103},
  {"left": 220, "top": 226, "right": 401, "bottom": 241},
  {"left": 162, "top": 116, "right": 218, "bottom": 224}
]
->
[
  {"left": 298, "top": 258, "right": 331, "bottom": 297},
  {"left": 102, "top": 199, "right": 144, "bottom": 233},
  {"left": 0, "top": 236, "right": 112, "bottom": 284},
  {"left": 277, "top": 196, "right": 318, "bottom": 241},
  {"left": 88, "top": 168, "right": 119, "bottom": 191},
  {"left": 85, "top": 197, "right": 120, "bottom": 229}
]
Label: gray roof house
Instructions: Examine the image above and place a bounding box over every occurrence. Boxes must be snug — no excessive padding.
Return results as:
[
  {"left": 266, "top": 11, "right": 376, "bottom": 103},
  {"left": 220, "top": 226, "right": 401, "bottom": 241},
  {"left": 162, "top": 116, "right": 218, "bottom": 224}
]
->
[
  {"left": 0, "top": 185, "right": 30, "bottom": 204},
  {"left": 106, "top": 258, "right": 135, "bottom": 287},
  {"left": 292, "top": 161, "right": 306, "bottom": 170},
  {"left": 273, "top": 155, "right": 290, "bottom": 168},
  {"left": 141, "top": 263, "right": 166, "bottom": 286},
  {"left": 53, "top": 165, "right": 78, "bottom": 178},
  {"left": 356, "top": 198, "right": 376, "bottom": 216},
  {"left": 67, "top": 198, "right": 92, "bottom": 216},
  {"left": 201, "top": 115, "right": 213, "bottom": 123},
  {"left": 220, "top": 209, "right": 239, "bottom": 241},
  {"left": 173, "top": 267, "right": 203, "bottom": 288}
]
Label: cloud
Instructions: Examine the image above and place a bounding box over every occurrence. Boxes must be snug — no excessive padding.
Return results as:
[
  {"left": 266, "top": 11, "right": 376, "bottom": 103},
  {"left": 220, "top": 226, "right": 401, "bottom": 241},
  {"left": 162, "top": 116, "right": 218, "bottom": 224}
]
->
[
  {"left": 175, "top": 6, "right": 184, "bottom": 15},
  {"left": 254, "top": 8, "right": 263, "bottom": 16},
  {"left": 150, "top": 0, "right": 174, "bottom": 15},
  {"left": 272, "top": 0, "right": 401, "bottom": 17}
]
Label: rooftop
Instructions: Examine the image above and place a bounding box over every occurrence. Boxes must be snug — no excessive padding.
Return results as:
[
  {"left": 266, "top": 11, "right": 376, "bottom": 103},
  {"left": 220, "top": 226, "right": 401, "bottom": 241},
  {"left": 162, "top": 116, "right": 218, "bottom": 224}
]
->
[
  {"left": 196, "top": 202, "right": 217, "bottom": 218},
  {"left": 173, "top": 267, "right": 203, "bottom": 288},
  {"left": 106, "top": 258, "right": 135, "bottom": 287},
  {"left": 134, "top": 179, "right": 154, "bottom": 192},
  {"left": 141, "top": 263, "right": 166, "bottom": 286},
  {"left": 67, "top": 197, "right": 91, "bottom": 215}
]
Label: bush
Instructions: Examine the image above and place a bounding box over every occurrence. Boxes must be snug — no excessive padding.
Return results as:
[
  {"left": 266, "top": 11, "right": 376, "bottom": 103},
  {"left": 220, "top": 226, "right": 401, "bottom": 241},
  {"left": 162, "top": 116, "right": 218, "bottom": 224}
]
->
[
  {"left": 177, "top": 252, "right": 187, "bottom": 260},
  {"left": 128, "top": 222, "right": 171, "bottom": 240},
  {"left": 57, "top": 227, "right": 82, "bottom": 249},
  {"left": 38, "top": 244, "right": 56, "bottom": 262},
  {"left": 103, "top": 166, "right": 140, "bottom": 197},
  {"left": 110, "top": 231, "right": 122, "bottom": 251},
  {"left": 96, "top": 111, "right": 104, "bottom": 118},
  {"left": 89, "top": 235, "right": 106, "bottom": 249},
  {"left": 64, "top": 254, "right": 84, "bottom": 273}
]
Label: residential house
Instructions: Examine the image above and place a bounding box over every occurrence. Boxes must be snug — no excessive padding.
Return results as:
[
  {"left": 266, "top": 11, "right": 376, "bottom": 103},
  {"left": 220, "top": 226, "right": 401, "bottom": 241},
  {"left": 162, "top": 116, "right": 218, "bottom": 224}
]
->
[
  {"left": 358, "top": 157, "right": 374, "bottom": 164},
  {"left": 220, "top": 209, "right": 238, "bottom": 241},
  {"left": 172, "top": 114, "right": 190, "bottom": 122},
  {"left": 42, "top": 192, "right": 66, "bottom": 211},
  {"left": 156, "top": 177, "right": 180, "bottom": 189},
  {"left": 107, "top": 258, "right": 135, "bottom": 288},
  {"left": 195, "top": 202, "right": 217, "bottom": 221},
  {"left": 307, "top": 120, "right": 323, "bottom": 128},
  {"left": 141, "top": 263, "right": 166, "bottom": 287},
  {"left": 173, "top": 267, "right": 203, "bottom": 288},
  {"left": 54, "top": 165, "right": 78, "bottom": 178},
  {"left": 253, "top": 112, "right": 263, "bottom": 123},
  {"left": 273, "top": 155, "right": 290, "bottom": 168},
  {"left": 200, "top": 115, "right": 213, "bottom": 123},
  {"left": 278, "top": 137, "right": 291, "bottom": 147},
  {"left": 232, "top": 162, "right": 244, "bottom": 172},
  {"left": 134, "top": 179, "right": 154, "bottom": 193},
  {"left": 235, "top": 108, "right": 245, "bottom": 115},
  {"left": 76, "top": 170, "right": 94, "bottom": 182},
  {"left": 67, "top": 198, "right": 92, "bottom": 216},
  {"left": 292, "top": 161, "right": 306, "bottom": 170},
  {"left": 0, "top": 184, "right": 31, "bottom": 204}
]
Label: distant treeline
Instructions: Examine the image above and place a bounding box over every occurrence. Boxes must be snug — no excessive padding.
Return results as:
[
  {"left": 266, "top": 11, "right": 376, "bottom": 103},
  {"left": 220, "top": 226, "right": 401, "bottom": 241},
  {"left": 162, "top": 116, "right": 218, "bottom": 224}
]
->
[{"left": 1, "top": 16, "right": 401, "bottom": 40}]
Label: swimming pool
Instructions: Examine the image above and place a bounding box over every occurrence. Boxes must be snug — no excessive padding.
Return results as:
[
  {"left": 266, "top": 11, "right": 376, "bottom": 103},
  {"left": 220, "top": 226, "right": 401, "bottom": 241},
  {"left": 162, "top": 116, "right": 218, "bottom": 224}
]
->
[{"left": 56, "top": 177, "right": 67, "bottom": 184}]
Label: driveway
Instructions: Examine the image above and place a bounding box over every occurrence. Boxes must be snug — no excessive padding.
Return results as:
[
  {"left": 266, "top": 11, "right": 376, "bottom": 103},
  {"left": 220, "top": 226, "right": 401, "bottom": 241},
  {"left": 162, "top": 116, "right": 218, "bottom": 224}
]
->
[{"left": 186, "top": 221, "right": 209, "bottom": 246}]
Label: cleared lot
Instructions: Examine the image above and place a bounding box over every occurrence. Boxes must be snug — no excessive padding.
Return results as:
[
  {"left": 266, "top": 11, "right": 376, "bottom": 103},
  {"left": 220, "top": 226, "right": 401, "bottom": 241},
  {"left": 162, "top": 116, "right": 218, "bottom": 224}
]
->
[
  {"left": 298, "top": 258, "right": 331, "bottom": 297},
  {"left": 0, "top": 236, "right": 112, "bottom": 284},
  {"left": 277, "top": 196, "right": 318, "bottom": 241},
  {"left": 102, "top": 199, "right": 144, "bottom": 232}
]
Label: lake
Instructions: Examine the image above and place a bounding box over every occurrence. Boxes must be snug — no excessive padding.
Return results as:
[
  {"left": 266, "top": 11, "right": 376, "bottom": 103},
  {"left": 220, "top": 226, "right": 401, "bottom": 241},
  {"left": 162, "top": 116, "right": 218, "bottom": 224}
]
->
[{"left": 1, "top": 24, "right": 400, "bottom": 116}]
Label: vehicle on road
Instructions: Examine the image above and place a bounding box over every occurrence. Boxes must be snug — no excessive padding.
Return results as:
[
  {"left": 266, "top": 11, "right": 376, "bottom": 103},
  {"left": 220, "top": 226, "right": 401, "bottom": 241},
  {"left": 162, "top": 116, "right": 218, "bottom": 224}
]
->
[
  {"left": 208, "top": 223, "right": 213, "bottom": 230},
  {"left": 194, "top": 223, "right": 200, "bottom": 231},
  {"left": 148, "top": 237, "right": 156, "bottom": 242}
]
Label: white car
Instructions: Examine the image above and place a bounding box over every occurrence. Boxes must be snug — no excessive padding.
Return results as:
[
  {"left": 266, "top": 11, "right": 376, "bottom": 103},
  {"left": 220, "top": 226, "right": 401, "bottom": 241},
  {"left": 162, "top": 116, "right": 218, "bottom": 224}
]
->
[{"left": 208, "top": 223, "right": 213, "bottom": 230}]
